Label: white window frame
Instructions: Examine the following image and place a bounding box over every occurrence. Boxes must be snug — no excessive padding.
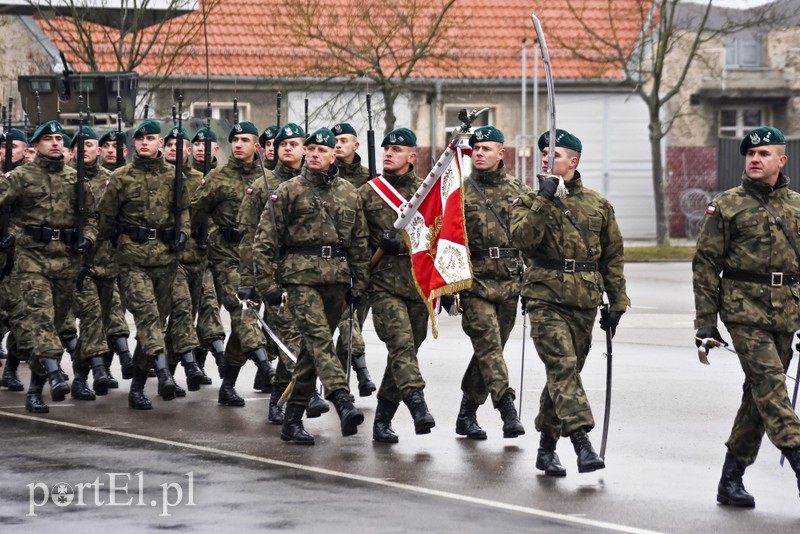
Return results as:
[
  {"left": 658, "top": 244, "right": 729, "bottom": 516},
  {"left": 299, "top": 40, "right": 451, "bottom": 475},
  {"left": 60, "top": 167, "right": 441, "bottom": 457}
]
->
[
  {"left": 719, "top": 106, "right": 768, "bottom": 138},
  {"left": 189, "top": 101, "right": 250, "bottom": 123},
  {"left": 442, "top": 105, "right": 496, "bottom": 147}
]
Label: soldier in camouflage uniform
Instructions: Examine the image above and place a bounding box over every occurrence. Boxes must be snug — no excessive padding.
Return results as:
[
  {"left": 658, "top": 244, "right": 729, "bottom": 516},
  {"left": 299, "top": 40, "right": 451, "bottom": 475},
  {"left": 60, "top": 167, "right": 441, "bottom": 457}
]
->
[
  {"left": 259, "top": 124, "right": 278, "bottom": 171},
  {"left": 191, "top": 121, "right": 274, "bottom": 407},
  {"left": 99, "top": 130, "right": 128, "bottom": 172},
  {"left": 253, "top": 127, "right": 368, "bottom": 445},
  {"left": 102, "top": 119, "right": 190, "bottom": 409},
  {"left": 331, "top": 122, "right": 376, "bottom": 397},
  {"left": 511, "top": 129, "right": 629, "bottom": 476},
  {"left": 191, "top": 128, "right": 220, "bottom": 175},
  {"left": 359, "top": 127, "right": 436, "bottom": 443},
  {"left": 693, "top": 126, "right": 800, "bottom": 507},
  {"left": 452, "top": 126, "right": 528, "bottom": 440},
  {"left": 0, "top": 120, "right": 98, "bottom": 413}
]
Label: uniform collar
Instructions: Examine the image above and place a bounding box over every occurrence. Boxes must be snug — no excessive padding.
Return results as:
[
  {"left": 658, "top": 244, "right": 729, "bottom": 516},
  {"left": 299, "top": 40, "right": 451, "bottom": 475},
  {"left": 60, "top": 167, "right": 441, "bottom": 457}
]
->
[
  {"left": 133, "top": 151, "right": 165, "bottom": 171},
  {"left": 742, "top": 172, "right": 788, "bottom": 195},
  {"left": 565, "top": 172, "right": 584, "bottom": 194},
  {"left": 33, "top": 152, "right": 65, "bottom": 172},
  {"left": 301, "top": 164, "right": 338, "bottom": 187},
  {"left": 473, "top": 161, "right": 506, "bottom": 185},
  {"left": 227, "top": 156, "right": 258, "bottom": 174},
  {"left": 382, "top": 164, "right": 416, "bottom": 186},
  {"left": 275, "top": 159, "right": 302, "bottom": 182},
  {"left": 336, "top": 153, "right": 363, "bottom": 173}
]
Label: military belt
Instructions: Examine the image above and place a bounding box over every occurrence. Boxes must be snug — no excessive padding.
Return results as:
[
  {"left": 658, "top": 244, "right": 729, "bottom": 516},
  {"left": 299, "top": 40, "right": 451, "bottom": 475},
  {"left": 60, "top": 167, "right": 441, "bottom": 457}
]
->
[
  {"left": 218, "top": 226, "right": 242, "bottom": 243},
  {"left": 24, "top": 225, "right": 78, "bottom": 244},
  {"left": 471, "top": 247, "right": 517, "bottom": 259},
  {"left": 532, "top": 257, "right": 597, "bottom": 273},
  {"left": 722, "top": 268, "right": 800, "bottom": 287},
  {"left": 120, "top": 225, "right": 176, "bottom": 244},
  {"left": 285, "top": 245, "right": 346, "bottom": 258}
]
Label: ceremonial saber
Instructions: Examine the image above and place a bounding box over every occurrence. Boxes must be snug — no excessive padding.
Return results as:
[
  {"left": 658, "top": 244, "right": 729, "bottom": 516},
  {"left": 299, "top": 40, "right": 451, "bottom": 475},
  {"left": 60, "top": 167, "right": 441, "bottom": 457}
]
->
[
  {"left": 531, "top": 14, "right": 555, "bottom": 175},
  {"left": 599, "top": 302, "right": 613, "bottom": 460},
  {"left": 781, "top": 344, "right": 800, "bottom": 466}
]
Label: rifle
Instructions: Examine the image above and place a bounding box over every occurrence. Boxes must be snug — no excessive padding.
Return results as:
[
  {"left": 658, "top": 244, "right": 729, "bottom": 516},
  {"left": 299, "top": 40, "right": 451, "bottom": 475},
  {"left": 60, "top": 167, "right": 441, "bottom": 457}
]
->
[
  {"left": 1, "top": 97, "right": 14, "bottom": 251},
  {"left": 304, "top": 96, "right": 309, "bottom": 134},
  {"left": 75, "top": 96, "right": 86, "bottom": 244},
  {"left": 2, "top": 97, "right": 11, "bottom": 174},
  {"left": 366, "top": 94, "right": 376, "bottom": 179},
  {"left": 116, "top": 88, "right": 124, "bottom": 168},
  {"left": 35, "top": 91, "right": 41, "bottom": 126},
  {"left": 233, "top": 97, "right": 239, "bottom": 126},
  {"left": 173, "top": 96, "right": 185, "bottom": 249},
  {"left": 195, "top": 101, "right": 212, "bottom": 250},
  {"left": 272, "top": 91, "right": 281, "bottom": 167}
]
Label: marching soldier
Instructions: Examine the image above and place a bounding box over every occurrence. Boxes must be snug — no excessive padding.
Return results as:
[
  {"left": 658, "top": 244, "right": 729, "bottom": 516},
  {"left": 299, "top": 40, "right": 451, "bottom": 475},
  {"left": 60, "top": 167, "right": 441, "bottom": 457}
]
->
[
  {"left": 359, "top": 127, "right": 436, "bottom": 442},
  {"left": 453, "top": 126, "right": 527, "bottom": 440},
  {"left": 1, "top": 128, "right": 29, "bottom": 171},
  {"left": 99, "top": 130, "right": 128, "bottom": 171},
  {"left": 511, "top": 129, "right": 629, "bottom": 475},
  {"left": 693, "top": 126, "right": 800, "bottom": 507},
  {"left": 191, "top": 128, "right": 220, "bottom": 175},
  {"left": 102, "top": 119, "right": 190, "bottom": 409},
  {"left": 258, "top": 124, "right": 278, "bottom": 171},
  {"left": 253, "top": 127, "right": 368, "bottom": 444}
]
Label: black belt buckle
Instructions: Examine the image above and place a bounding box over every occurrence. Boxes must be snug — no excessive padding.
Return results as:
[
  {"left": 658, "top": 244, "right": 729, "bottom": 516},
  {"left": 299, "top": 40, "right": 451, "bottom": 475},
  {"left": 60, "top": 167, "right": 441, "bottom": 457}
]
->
[
  {"left": 50, "top": 229, "right": 60, "bottom": 241},
  {"left": 771, "top": 272, "right": 783, "bottom": 287},
  {"left": 148, "top": 228, "right": 158, "bottom": 240},
  {"left": 564, "top": 259, "right": 576, "bottom": 273},
  {"left": 321, "top": 246, "right": 332, "bottom": 258},
  {"left": 489, "top": 247, "right": 500, "bottom": 259}
]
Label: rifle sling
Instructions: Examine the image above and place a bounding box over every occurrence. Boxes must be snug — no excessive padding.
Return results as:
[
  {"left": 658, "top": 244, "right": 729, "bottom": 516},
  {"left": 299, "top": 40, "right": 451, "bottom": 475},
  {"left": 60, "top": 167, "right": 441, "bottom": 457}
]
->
[
  {"left": 465, "top": 174, "right": 512, "bottom": 243},
  {"left": 553, "top": 198, "right": 594, "bottom": 256},
  {"left": 743, "top": 186, "right": 800, "bottom": 264},
  {"left": 300, "top": 175, "right": 345, "bottom": 246}
]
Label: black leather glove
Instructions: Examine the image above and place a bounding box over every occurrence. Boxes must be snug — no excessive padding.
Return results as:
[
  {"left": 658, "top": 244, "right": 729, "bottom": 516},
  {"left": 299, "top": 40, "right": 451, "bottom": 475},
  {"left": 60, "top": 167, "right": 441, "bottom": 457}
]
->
[
  {"left": 438, "top": 294, "right": 456, "bottom": 315},
  {"left": 538, "top": 178, "right": 558, "bottom": 201},
  {"left": 520, "top": 296, "right": 528, "bottom": 315},
  {"left": 264, "top": 287, "right": 284, "bottom": 307},
  {"left": 0, "top": 233, "right": 14, "bottom": 250},
  {"left": 169, "top": 232, "right": 187, "bottom": 253},
  {"left": 345, "top": 287, "right": 362, "bottom": 307},
  {"left": 72, "top": 237, "right": 93, "bottom": 255},
  {"left": 379, "top": 230, "right": 402, "bottom": 253},
  {"left": 77, "top": 264, "right": 92, "bottom": 291},
  {"left": 795, "top": 332, "right": 800, "bottom": 353},
  {"left": 237, "top": 286, "right": 258, "bottom": 304},
  {"left": 599, "top": 309, "right": 624, "bottom": 337},
  {"left": 695, "top": 326, "right": 725, "bottom": 348},
  {"left": 2, "top": 254, "right": 13, "bottom": 279}
]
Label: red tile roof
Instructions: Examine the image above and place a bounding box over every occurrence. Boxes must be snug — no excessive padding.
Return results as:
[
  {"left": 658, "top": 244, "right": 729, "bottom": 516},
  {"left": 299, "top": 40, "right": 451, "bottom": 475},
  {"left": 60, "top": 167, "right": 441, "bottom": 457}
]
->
[{"left": 40, "top": 0, "right": 653, "bottom": 82}]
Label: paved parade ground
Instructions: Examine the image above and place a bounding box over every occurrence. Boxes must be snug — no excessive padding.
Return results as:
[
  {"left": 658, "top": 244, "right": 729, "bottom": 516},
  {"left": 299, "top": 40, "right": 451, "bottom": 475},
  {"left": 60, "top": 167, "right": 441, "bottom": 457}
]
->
[{"left": 1, "top": 262, "right": 799, "bottom": 533}]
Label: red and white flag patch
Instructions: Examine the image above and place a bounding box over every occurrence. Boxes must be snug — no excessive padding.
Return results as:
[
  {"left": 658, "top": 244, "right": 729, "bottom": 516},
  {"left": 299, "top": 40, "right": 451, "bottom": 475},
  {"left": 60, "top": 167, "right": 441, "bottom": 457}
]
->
[
  {"left": 706, "top": 204, "right": 716, "bottom": 215},
  {"left": 200, "top": 178, "right": 206, "bottom": 187},
  {"left": 270, "top": 194, "right": 278, "bottom": 202},
  {"left": 245, "top": 187, "right": 254, "bottom": 195}
]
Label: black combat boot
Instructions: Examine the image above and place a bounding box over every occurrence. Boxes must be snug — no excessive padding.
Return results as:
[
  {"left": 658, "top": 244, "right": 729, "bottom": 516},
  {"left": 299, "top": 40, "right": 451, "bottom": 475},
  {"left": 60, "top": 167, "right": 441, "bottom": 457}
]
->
[
  {"left": 497, "top": 392, "right": 525, "bottom": 438},
  {"left": 128, "top": 366, "right": 152, "bottom": 410},
  {"left": 351, "top": 354, "right": 376, "bottom": 397},
  {"left": 210, "top": 339, "right": 225, "bottom": 378},
  {"left": 330, "top": 389, "right": 365, "bottom": 437},
  {"left": 281, "top": 403, "right": 314, "bottom": 445},
  {"left": 218, "top": 364, "right": 245, "bottom": 407},
  {"left": 716, "top": 452, "right": 756, "bottom": 507},
  {"left": 167, "top": 364, "right": 186, "bottom": 398},
  {"left": 88, "top": 356, "right": 110, "bottom": 396},
  {"left": 1, "top": 355, "right": 24, "bottom": 391},
  {"left": 70, "top": 360, "right": 96, "bottom": 401},
  {"left": 195, "top": 348, "right": 213, "bottom": 385},
  {"left": 43, "top": 357, "right": 69, "bottom": 402},
  {"left": 306, "top": 389, "right": 330, "bottom": 418},
  {"left": 782, "top": 446, "right": 800, "bottom": 498},
  {"left": 112, "top": 336, "right": 134, "bottom": 380},
  {"left": 268, "top": 385, "right": 285, "bottom": 425},
  {"left": 403, "top": 388, "right": 436, "bottom": 434},
  {"left": 152, "top": 353, "right": 176, "bottom": 401},
  {"left": 103, "top": 352, "right": 119, "bottom": 389},
  {"left": 253, "top": 369, "right": 271, "bottom": 393},
  {"left": 569, "top": 429, "right": 605, "bottom": 473},
  {"left": 179, "top": 351, "right": 204, "bottom": 391},
  {"left": 25, "top": 373, "right": 49, "bottom": 413},
  {"left": 455, "top": 394, "right": 487, "bottom": 440},
  {"left": 250, "top": 347, "right": 276, "bottom": 384},
  {"left": 373, "top": 396, "right": 400, "bottom": 443},
  {"left": 62, "top": 337, "right": 78, "bottom": 378},
  {"left": 536, "top": 434, "right": 567, "bottom": 477}
]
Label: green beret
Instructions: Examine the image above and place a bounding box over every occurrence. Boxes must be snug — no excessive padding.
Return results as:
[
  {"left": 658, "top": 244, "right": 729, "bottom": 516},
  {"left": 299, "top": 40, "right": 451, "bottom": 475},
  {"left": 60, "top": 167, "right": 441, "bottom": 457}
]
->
[
  {"left": 164, "top": 126, "right": 190, "bottom": 141},
  {"left": 99, "top": 130, "right": 127, "bottom": 146},
  {"left": 740, "top": 126, "right": 786, "bottom": 155},
  {"left": 133, "top": 119, "right": 161, "bottom": 138},
  {"left": 30, "top": 120, "right": 67, "bottom": 144},
  {"left": 381, "top": 127, "right": 416, "bottom": 147},
  {"left": 75, "top": 125, "right": 99, "bottom": 141},
  {"left": 469, "top": 126, "right": 505, "bottom": 147},
  {"left": 304, "top": 127, "right": 336, "bottom": 148},
  {"left": 192, "top": 127, "right": 217, "bottom": 143},
  {"left": 2, "top": 128, "right": 27, "bottom": 145},
  {"left": 538, "top": 129, "right": 582, "bottom": 154},
  {"left": 332, "top": 123, "right": 357, "bottom": 137},
  {"left": 62, "top": 134, "right": 73, "bottom": 149},
  {"left": 273, "top": 123, "right": 306, "bottom": 146},
  {"left": 259, "top": 124, "right": 278, "bottom": 148},
  {"left": 228, "top": 121, "right": 259, "bottom": 143}
]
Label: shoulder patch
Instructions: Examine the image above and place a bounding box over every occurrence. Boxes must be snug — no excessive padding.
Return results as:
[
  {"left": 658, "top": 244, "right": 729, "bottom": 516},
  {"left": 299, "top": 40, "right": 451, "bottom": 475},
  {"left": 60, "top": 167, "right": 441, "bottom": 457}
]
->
[
  {"left": 512, "top": 197, "right": 520, "bottom": 206},
  {"left": 706, "top": 204, "right": 716, "bottom": 215},
  {"left": 246, "top": 187, "right": 254, "bottom": 195},
  {"left": 200, "top": 178, "right": 206, "bottom": 187},
  {"left": 270, "top": 194, "right": 278, "bottom": 202}
]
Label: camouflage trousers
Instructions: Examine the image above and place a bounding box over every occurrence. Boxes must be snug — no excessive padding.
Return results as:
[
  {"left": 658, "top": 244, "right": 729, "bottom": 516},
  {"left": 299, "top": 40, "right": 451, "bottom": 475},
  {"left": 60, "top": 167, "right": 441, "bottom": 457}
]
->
[
  {"left": 167, "top": 260, "right": 225, "bottom": 355},
  {"left": 529, "top": 302, "right": 596, "bottom": 439},
  {"left": 285, "top": 283, "right": 349, "bottom": 406},
  {"left": 15, "top": 272, "right": 78, "bottom": 375},
  {"left": 118, "top": 264, "right": 176, "bottom": 370},
  {"left": 334, "top": 299, "right": 368, "bottom": 367},
  {"left": 73, "top": 276, "right": 114, "bottom": 361},
  {"left": 370, "top": 291, "right": 428, "bottom": 403},
  {"left": 725, "top": 325, "right": 800, "bottom": 466},
  {"left": 94, "top": 275, "right": 130, "bottom": 341},
  {"left": 264, "top": 303, "right": 304, "bottom": 389},
  {"left": 210, "top": 260, "right": 265, "bottom": 367},
  {"left": 460, "top": 294, "right": 517, "bottom": 407},
  {"left": 1, "top": 275, "right": 33, "bottom": 354}
]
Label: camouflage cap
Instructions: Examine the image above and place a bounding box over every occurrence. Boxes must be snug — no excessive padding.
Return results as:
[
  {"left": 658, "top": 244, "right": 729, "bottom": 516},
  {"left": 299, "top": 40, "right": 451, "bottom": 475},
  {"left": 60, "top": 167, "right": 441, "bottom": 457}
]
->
[
  {"left": 381, "top": 127, "right": 416, "bottom": 147},
  {"left": 192, "top": 127, "right": 217, "bottom": 143},
  {"left": 332, "top": 122, "right": 357, "bottom": 137},
  {"left": 133, "top": 119, "right": 161, "bottom": 138},
  {"left": 99, "top": 130, "right": 127, "bottom": 146},
  {"left": 75, "top": 125, "right": 99, "bottom": 141},
  {"left": 1, "top": 128, "right": 28, "bottom": 145},
  {"left": 274, "top": 123, "right": 306, "bottom": 146},
  {"left": 469, "top": 125, "right": 504, "bottom": 147},
  {"left": 259, "top": 124, "right": 278, "bottom": 148},
  {"left": 164, "top": 126, "right": 190, "bottom": 141},
  {"left": 228, "top": 121, "right": 259, "bottom": 143},
  {"left": 538, "top": 128, "right": 582, "bottom": 154},
  {"left": 30, "top": 120, "right": 67, "bottom": 144},
  {"left": 740, "top": 126, "right": 786, "bottom": 155},
  {"left": 304, "top": 127, "right": 336, "bottom": 148}
]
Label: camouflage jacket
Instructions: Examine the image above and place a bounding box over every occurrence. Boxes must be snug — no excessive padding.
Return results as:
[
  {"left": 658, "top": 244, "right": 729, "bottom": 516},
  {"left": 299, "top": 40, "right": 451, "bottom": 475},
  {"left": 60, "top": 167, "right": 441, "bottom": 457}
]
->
[
  {"left": 510, "top": 173, "right": 629, "bottom": 311},
  {"left": 180, "top": 165, "right": 208, "bottom": 265},
  {"left": 237, "top": 159, "right": 301, "bottom": 289},
  {"left": 102, "top": 152, "right": 190, "bottom": 268},
  {"left": 191, "top": 156, "right": 260, "bottom": 264},
  {"left": 0, "top": 153, "right": 99, "bottom": 277},
  {"left": 336, "top": 154, "right": 371, "bottom": 189},
  {"left": 358, "top": 167, "right": 422, "bottom": 301},
  {"left": 82, "top": 158, "right": 117, "bottom": 278},
  {"left": 190, "top": 156, "right": 218, "bottom": 175},
  {"left": 693, "top": 173, "right": 800, "bottom": 332},
  {"left": 253, "top": 164, "right": 369, "bottom": 296},
  {"left": 463, "top": 163, "right": 531, "bottom": 302}
]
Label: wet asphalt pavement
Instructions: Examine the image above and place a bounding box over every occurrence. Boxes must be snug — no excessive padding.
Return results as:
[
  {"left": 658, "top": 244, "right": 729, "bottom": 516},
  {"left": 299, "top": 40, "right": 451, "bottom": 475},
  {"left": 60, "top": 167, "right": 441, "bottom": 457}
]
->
[{"left": 1, "top": 262, "right": 799, "bottom": 533}]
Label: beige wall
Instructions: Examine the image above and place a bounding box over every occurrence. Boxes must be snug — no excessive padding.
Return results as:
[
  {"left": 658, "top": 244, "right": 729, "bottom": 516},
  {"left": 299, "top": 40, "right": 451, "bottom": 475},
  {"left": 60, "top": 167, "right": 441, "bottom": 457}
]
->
[{"left": 0, "top": 16, "right": 52, "bottom": 123}]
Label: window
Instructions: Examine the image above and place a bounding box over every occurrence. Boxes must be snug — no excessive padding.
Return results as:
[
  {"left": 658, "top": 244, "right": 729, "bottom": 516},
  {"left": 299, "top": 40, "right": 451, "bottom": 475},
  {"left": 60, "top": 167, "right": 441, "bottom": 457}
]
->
[
  {"left": 719, "top": 107, "right": 765, "bottom": 138},
  {"left": 725, "top": 36, "right": 762, "bottom": 68},
  {"left": 442, "top": 106, "right": 494, "bottom": 147},
  {"left": 189, "top": 101, "right": 250, "bottom": 131}
]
